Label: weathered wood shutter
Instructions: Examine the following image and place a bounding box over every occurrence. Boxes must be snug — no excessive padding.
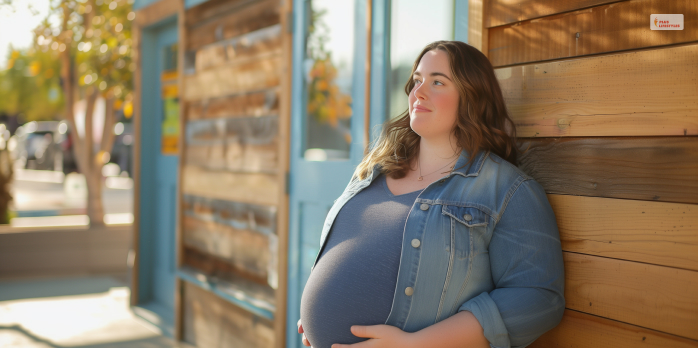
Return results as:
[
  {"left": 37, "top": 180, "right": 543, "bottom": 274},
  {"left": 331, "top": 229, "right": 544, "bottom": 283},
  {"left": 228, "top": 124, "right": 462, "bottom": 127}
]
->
[
  {"left": 177, "top": 0, "right": 291, "bottom": 346},
  {"left": 470, "top": 0, "right": 698, "bottom": 346}
]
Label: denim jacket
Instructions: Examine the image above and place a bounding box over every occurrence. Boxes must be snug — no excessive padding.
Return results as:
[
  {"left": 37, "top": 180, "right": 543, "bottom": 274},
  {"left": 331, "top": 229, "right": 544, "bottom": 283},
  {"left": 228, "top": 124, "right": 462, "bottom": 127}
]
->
[{"left": 310, "top": 150, "right": 565, "bottom": 348}]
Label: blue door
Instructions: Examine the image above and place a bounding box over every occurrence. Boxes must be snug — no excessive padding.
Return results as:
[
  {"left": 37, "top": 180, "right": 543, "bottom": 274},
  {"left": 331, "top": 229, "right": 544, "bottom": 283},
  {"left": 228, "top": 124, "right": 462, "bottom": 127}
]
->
[
  {"left": 286, "top": 0, "right": 368, "bottom": 347},
  {"left": 135, "top": 16, "right": 178, "bottom": 337}
]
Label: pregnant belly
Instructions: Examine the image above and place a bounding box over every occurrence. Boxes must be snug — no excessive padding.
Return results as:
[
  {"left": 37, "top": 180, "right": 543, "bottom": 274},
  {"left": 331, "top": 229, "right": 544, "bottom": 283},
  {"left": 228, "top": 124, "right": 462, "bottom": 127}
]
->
[{"left": 300, "top": 248, "right": 398, "bottom": 348}]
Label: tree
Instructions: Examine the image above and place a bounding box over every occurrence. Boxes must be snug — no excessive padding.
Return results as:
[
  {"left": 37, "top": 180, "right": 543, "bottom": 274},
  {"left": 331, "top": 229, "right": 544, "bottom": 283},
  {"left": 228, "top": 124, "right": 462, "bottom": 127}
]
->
[
  {"left": 0, "top": 47, "right": 64, "bottom": 122},
  {"left": 31, "top": 0, "right": 134, "bottom": 226}
]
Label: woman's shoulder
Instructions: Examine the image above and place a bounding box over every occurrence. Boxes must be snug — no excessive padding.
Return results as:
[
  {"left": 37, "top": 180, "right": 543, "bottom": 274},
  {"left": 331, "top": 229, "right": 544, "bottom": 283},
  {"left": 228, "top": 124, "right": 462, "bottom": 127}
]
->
[{"left": 481, "top": 151, "right": 532, "bottom": 183}]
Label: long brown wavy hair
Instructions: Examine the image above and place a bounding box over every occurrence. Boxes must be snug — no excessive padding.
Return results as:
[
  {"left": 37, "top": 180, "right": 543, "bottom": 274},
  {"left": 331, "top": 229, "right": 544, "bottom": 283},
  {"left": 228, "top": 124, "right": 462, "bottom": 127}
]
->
[{"left": 354, "top": 40, "right": 518, "bottom": 180}]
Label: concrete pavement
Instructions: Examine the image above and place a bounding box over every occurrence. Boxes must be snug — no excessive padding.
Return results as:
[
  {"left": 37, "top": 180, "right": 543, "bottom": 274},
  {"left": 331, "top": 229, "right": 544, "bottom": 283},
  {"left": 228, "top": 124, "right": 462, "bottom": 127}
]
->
[{"left": 0, "top": 275, "right": 191, "bottom": 348}]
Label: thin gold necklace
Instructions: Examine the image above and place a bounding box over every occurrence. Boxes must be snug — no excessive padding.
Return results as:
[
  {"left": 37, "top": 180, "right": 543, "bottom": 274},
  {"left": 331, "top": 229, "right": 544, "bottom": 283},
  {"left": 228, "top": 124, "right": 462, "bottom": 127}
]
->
[{"left": 417, "top": 155, "right": 459, "bottom": 181}]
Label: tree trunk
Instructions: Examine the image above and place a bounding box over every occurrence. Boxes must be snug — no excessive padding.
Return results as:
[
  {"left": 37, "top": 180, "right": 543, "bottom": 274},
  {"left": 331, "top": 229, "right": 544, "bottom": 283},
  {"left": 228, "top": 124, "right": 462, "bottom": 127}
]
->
[
  {"left": 83, "top": 87, "right": 105, "bottom": 226},
  {"left": 58, "top": 0, "right": 108, "bottom": 227}
]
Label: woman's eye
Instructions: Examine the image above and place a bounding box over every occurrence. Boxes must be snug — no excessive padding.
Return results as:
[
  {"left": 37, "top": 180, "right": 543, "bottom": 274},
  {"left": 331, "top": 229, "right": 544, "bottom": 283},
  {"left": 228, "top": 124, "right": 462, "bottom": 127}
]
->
[
  {"left": 434, "top": 80, "right": 444, "bottom": 86},
  {"left": 413, "top": 79, "right": 422, "bottom": 84}
]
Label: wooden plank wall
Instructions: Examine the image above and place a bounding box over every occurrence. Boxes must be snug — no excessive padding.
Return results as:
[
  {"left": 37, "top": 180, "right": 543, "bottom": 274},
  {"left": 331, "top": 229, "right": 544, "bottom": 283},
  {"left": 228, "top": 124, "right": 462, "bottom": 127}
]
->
[
  {"left": 178, "top": 0, "right": 285, "bottom": 346},
  {"left": 476, "top": 0, "right": 698, "bottom": 346}
]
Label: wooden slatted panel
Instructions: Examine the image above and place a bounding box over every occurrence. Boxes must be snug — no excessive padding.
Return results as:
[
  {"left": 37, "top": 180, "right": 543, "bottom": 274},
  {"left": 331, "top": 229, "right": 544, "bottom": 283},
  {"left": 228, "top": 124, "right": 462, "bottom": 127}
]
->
[
  {"left": 183, "top": 216, "right": 270, "bottom": 280},
  {"left": 486, "top": 0, "right": 623, "bottom": 28},
  {"left": 186, "top": 0, "right": 280, "bottom": 51},
  {"left": 549, "top": 194, "right": 698, "bottom": 271},
  {"left": 530, "top": 309, "right": 698, "bottom": 348},
  {"left": 487, "top": 0, "right": 698, "bottom": 67},
  {"left": 182, "top": 165, "right": 278, "bottom": 207},
  {"left": 185, "top": 116, "right": 279, "bottom": 173},
  {"left": 563, "top": 252, "right": 698, "bottom": 340},
  {"left": 496, "top": 43, "right": 698, "bottom": 137},
  {"left": 517, "top": 137, "right": 698, "bottom": 205},
  {"left": 183, "top": 280, "right": 274, "bottom": 348},
  {"left": 195, "top": 24, "right": 282, "bottom": 72},
  {"left": 183, "top": 55, "right": 282, "bottom": 101},
  {"left": 187, "top": 89, "right": 279, "bottom": 121}
]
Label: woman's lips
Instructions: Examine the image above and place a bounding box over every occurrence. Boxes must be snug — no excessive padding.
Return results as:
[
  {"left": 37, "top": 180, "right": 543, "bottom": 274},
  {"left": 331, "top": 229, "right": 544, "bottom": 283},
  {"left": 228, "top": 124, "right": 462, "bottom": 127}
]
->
[{"left": 413, "top": 105, "right": 432, "bottom": 112}]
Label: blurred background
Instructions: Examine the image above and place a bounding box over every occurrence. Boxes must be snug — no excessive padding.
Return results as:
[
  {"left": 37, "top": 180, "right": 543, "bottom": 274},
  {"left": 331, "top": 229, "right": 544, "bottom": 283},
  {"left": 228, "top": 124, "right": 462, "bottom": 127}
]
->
[{"left": 0, "top": 0, "right": 182, "bottom": 347}]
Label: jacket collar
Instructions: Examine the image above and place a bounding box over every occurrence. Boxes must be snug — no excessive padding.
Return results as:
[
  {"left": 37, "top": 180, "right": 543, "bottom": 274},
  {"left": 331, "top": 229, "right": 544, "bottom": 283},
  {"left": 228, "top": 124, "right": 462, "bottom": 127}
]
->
[{"left": 451, "top": 150, "right": 489, "bottom": 177}]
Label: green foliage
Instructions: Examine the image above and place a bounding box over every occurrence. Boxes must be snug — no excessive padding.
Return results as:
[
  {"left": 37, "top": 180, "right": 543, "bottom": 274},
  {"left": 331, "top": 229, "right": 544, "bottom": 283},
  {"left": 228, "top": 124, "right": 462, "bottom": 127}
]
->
[
  {"left": 0, "top": 0, "right": 135, "bottom": 120},
  {"left": 40, "top": 0, "right": 135, "bottom": 99},
  {"left": 0, "top": 47, "right": 63, "bottom": 121}
]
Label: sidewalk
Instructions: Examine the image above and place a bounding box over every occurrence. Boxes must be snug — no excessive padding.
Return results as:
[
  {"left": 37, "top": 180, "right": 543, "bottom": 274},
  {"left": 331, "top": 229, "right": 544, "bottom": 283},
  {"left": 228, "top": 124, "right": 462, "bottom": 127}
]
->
[{"left": 0, "top": 275, "right": 191, "bottom": 348}]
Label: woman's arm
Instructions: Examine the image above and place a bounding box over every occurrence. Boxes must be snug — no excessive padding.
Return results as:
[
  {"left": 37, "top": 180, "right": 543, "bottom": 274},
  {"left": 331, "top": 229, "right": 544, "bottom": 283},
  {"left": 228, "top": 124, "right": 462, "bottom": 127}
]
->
[{"left": 458, "top": 179, "right": 566, "bottom": 348}]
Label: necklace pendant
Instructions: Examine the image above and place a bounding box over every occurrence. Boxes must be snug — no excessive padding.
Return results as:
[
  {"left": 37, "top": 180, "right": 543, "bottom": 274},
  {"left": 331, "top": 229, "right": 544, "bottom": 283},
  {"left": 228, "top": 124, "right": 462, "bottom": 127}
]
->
[{"left": 417, "top": 176, "right": 423, "bottom": 181}]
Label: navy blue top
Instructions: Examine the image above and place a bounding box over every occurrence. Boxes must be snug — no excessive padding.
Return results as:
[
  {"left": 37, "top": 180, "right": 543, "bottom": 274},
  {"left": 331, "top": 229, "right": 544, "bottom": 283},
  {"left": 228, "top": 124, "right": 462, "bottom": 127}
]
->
[{"left": 300, "top": 174, "right": 423, "bottom": 348}]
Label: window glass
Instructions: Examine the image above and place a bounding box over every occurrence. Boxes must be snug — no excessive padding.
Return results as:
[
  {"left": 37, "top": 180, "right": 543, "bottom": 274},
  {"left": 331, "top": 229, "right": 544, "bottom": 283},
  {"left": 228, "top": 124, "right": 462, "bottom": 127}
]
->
[
  {"left": 389, "top": 0, "right": 454, "bottom": 119},
  {"left": 303, "top": 0, "right": 355, "bottom": 161}
]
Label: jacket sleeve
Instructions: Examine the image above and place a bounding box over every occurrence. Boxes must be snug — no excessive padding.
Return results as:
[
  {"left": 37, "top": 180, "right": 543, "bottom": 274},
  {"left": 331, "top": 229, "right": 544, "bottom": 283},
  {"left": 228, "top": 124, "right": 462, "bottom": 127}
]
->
[{"left": 458, "top": 179, "right": 566, "bottom": 348}]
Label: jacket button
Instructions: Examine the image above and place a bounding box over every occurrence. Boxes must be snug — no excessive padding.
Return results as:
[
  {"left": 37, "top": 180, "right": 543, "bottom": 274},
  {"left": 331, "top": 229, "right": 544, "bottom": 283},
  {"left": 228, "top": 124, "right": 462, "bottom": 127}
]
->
[
  {"left": 463, "top": 214, "right": 472, "bottom": 221},
  {"left": 411, "top": 239, "right": 420, "bottom": 248},
  {"left": 420, "top": 203, "right": 429, "bottom": 211},
  {"left": 405, "top": 287, "right": 414, "bottom": 296}
]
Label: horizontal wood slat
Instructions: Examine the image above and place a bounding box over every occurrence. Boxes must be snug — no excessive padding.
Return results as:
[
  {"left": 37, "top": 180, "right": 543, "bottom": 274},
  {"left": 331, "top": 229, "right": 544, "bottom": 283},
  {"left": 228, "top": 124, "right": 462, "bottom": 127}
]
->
[
  {"left": 488, "top": 0, "right": 698, "bottom": 67},
  {"left": 186, "top": 0, "right": 280, "bottom": 51},
  {"left": 487, "top": 0, "right": 622, "bottom": 28},
  {"left": 183, "top": 216, "right": 271, "bottom": 280},
  {"left": 183, "top": 194, "right": 276, "bottom": 235},
  {"left": 185, "top": 116, "right": 279, "bottom": 173},
  {"left": 183, "top": 280, "right": 274, "bottom": 348},
  {"left": 563, "top": 252, "right": 698, "bottom": 340},
  {"left": 530, "top": 309, "right": 698, "bottom": 348},
  {"left": 187, "top": 89, "right": 279, "bottom": 120},
  {"left": 550, "top": 194, "right": 698, "bottom": 271},
  {"left": 183, "top": 55, "right": 281, "bottom": 101},
  {"left": 498, "top": 43, "right": 698, "bottom": 137},
  {"left": 182, "top": 165, "right": 278, "bottom": 206},
  {"left": 195, "top": 24, "right": 282, "bottom": 72},
  {"left": 518, "top": 137, "right": 698, "bottom": 204}
]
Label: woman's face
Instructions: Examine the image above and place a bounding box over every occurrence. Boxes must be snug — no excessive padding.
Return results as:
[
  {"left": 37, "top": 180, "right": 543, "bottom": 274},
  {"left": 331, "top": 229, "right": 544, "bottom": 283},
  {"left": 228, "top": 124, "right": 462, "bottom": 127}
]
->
[{"left": 408, "top": 49, "right": 460, "bottom": 140}]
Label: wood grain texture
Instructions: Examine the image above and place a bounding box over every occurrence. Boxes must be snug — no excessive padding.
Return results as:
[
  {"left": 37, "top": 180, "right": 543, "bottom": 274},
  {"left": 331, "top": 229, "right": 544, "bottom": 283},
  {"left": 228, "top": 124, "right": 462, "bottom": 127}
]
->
[
  {"left": 517, "top": 137, "right": 698, "bottom": 204},
  {"left": 530, "top": 309, "right": 698, "bottom": 348},
  {"left": 274, "top": 1, "right": 293, "bottom": 345},
  {"left": 184, "top": 115, "right": 279, "bottom": 173},
  {"left": 195, "top": 24, "right": 282, "bottom": 72},
  {"left": 549, "top": 194, "right": 698, "bottom": 271},
  {"left": 497, "top": 43, "right": 698, "bottom": 137},
  {"left": 183, "top": 216, "right": 270, "bottom": 280},
  {"left": 183, "top": 55, "right": 281, "bottom": 101},
  {"left": 182, "top": 280, "right": 274, "bottom": 348},
  {"left": 487, "top": 0, "right": 698, "bottom": 67},
  {"left": 183, "top": 194, "right": 276, "bottom": 236},
  {"left": 182, "top": 165, "right": 278, "bottom": 206},
  {"left": 563, "top": 252, "right": 698, "bottom": 340},
  {"left": 487, "top": 0, "right": 623, "bottom": 28},
  {"left": 133, "top": 0, "right": 178, "bottom": 27},
  {"left": 186, "top": 0, "right": 280, "bottom": 51}
]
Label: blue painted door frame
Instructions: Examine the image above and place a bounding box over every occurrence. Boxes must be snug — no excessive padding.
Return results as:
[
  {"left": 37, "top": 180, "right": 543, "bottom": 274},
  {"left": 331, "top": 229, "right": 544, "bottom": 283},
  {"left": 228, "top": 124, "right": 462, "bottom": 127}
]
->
[
  {"left": 286, "top": 0, "right": 470, "bottom": 346},
  {"left": 135, "top": 15, "right": 179, "bottom": 338}
]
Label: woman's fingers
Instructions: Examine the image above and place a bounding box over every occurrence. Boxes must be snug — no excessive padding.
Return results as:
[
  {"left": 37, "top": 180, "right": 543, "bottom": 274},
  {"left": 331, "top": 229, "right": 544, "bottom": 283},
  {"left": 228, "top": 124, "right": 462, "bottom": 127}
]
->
[{"left": 302, "top": 333, "right": 311, "bottom": 347}]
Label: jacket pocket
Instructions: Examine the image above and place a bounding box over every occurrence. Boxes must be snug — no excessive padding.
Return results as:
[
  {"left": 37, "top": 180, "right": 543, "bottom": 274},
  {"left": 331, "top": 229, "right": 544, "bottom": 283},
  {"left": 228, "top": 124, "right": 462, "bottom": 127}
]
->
[{"left": 441, "top": 205, "right": 489, "bottom": 260}]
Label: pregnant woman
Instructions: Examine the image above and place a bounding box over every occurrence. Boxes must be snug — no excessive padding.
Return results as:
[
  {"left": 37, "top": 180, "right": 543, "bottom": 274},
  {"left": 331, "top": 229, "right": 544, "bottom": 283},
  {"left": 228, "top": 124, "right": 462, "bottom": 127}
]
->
[{"left": 298, "top": 40, "right": 565, "bottom": 348}]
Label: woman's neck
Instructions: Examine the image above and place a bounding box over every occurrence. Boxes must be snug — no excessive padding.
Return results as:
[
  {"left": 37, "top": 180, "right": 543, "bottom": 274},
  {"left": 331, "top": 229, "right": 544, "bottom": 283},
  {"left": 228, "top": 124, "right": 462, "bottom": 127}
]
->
[{"left": 415, "top": 134, "right": 461, "bottom": 174}]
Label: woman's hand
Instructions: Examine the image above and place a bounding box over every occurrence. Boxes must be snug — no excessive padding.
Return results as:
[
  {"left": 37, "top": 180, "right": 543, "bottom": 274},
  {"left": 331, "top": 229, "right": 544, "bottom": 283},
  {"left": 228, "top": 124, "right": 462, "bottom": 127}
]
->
[
  {"left": 297, "top": 319, "right": 311, "bottom": 347},
  {"left": 332, "top": 325, "right": 415, "bottom": 348}
]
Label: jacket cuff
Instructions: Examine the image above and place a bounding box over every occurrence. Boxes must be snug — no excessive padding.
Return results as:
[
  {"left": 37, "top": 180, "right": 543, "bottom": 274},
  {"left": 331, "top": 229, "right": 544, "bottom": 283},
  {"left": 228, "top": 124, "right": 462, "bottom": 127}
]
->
[{"left": 458, "top": 291, "right": 510, "bottom": 348}]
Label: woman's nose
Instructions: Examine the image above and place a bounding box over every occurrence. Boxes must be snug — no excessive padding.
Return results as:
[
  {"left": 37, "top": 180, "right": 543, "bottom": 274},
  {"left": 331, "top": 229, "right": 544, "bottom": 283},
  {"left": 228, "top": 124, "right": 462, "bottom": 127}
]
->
[{"left": 413, "top": 83, "right": 428, "bottom": 100}]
